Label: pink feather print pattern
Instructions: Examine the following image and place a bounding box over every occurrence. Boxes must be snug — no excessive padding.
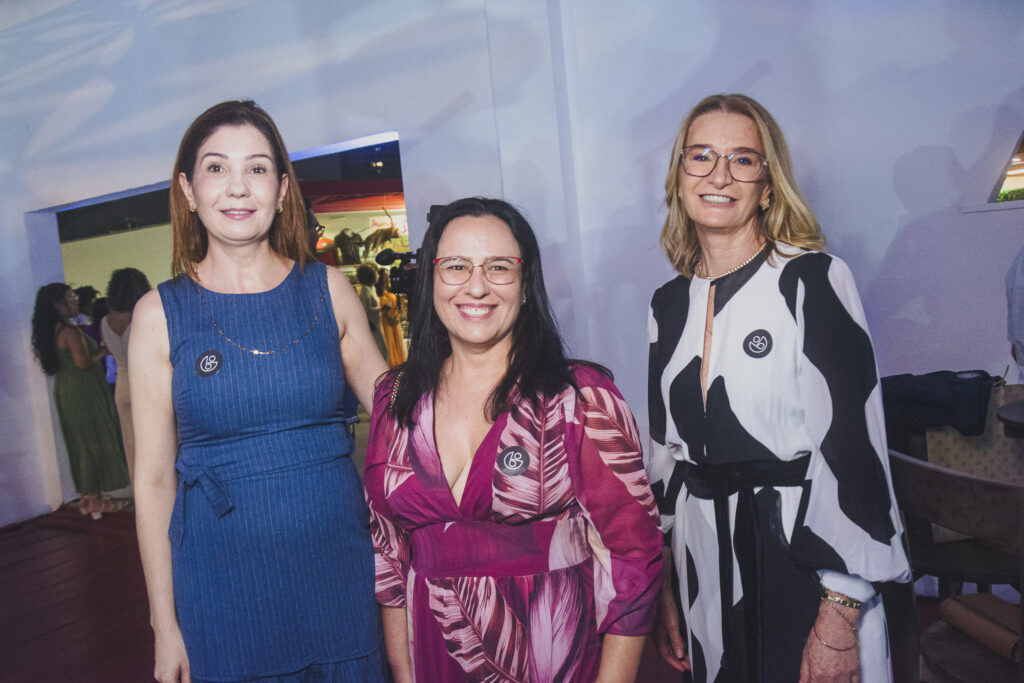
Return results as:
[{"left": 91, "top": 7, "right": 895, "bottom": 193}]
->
[
  {"left": 408, "top": 396, "right": 446, "bottom": 486},
  {"left": 367, "top": 496, "right": 409, "bottom": 606},
  {"left": 382, "top": 409, "right": 412, "bottom": 497},
  {"left": 426, "top": 575, "right": 529, "bottom": 682},
  {"left": 579, "top": 386, "right": 659, "bottom": 521},
  {"left": 492, "top": 387, "right": 576, "bottom": 522},
  {"left": 527, "top": 567, "right": 591, "bottom": 682},
  {"left": 547, "top": 516, "right": 591, "bottom": 571}
]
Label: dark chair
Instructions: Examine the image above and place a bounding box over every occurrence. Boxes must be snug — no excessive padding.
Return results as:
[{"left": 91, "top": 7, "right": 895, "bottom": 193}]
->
[
  {"left": 888, "top": 449, "right": 1024, "bottom": 682},
  {"left": 879, "top": 577, "right": 920, "bottom": 683},
  {"left": 899, "top": 382, "right": 1024, "bottom": 600}
]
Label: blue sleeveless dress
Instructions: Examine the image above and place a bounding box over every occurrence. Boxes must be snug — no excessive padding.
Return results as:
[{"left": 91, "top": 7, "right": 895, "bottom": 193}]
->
[{"left": 159, "top": 262, "right": 384, "bottom": 682}]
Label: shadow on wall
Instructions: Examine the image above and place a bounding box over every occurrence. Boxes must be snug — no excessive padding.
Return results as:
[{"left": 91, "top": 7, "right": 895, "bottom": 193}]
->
[
  {"left": 852, "top": 2, "right": 1024, "bottom": 377},
  {"left": 867, "top": 87, "right": 1024, "bottom": 379},
  {"left": 867, "top": 144, "right": 970, "bottom": 376}
]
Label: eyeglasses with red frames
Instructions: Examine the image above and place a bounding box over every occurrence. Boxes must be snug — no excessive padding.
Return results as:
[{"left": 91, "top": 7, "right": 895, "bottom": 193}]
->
[{"left": 433, "top": 256, "right": 523, "bottom": 285}]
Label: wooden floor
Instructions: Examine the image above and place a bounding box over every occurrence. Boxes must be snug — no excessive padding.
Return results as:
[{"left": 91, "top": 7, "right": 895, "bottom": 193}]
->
[
  {"left": 0, "top": 504, "right": 153, "bottom": 683},
  {"left": 0, "top": 503, "right": 939, "bottom": 682},
  {"left": 0, "top": 504, "right": 681, "bottom": 682}
]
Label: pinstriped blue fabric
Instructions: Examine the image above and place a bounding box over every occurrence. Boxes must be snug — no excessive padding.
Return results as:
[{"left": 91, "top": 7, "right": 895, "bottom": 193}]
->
[{"left": 158, "top": 262, "right": 383, "bottom": 682}]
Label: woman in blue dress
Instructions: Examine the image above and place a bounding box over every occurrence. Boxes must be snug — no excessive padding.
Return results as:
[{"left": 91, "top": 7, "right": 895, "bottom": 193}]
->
[{"left": 132, "top": 100, "right": 389, "bottom": 683}]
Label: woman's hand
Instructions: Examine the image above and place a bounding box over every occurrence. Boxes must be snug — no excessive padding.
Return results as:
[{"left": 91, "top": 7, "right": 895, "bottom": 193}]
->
[
  {"left": 651, "top": 546, "right": 690, "bottom": 672},
  {"left": 153, "top": 627, "right": 190, "bottom": 683},
  {"left": 799, "top": 603, "right": 860, "bottom": 683},
  {"left": 651, "top": 585, "right": 690, "bottom": 672}
]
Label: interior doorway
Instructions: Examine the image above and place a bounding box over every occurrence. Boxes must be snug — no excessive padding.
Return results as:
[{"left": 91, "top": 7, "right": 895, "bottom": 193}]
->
[
  {"left": 31, "top": 131, "right": 409, "bottom": 504},
  {"left": 56, "top": 131, "right": 407, "bottom": 295}
]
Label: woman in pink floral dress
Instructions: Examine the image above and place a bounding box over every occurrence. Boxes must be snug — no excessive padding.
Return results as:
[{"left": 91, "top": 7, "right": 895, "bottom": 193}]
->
[{"left": 364, "top": 197, "right": 663, "bottom": 682}]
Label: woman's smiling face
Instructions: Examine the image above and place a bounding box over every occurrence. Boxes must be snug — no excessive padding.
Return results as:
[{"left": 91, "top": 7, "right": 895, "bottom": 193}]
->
[
  {"left": 679, "top": 111, "right": 772, "bottom": 239},
  {"left": 178, "top": 123, "right": 288, "bottom": 250},
  {"left": 433, "top": 214, "right": 523, "bottom": 357}
]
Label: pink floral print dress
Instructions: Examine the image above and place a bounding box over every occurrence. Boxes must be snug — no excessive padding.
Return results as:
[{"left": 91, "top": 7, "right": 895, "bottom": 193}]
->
[{"left": 364, "top": 365, "right": 662, "bottom": 682}]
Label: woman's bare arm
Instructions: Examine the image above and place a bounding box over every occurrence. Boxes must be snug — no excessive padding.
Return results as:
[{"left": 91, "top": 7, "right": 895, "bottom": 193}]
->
[
  {"left": 326, "top": 267, "right": 388, "bottom": 411},
  {"left": 130, "top": 290, "right": 191, "bottom": 683},
  {"left": 382, "top": 605, "right": 413, "bottom": 683}
]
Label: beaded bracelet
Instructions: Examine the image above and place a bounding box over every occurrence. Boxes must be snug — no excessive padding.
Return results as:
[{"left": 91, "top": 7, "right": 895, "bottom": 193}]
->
[
  {"left": 820, "top": 589, "right": 862, "bottom": 610},
  {"left": 812, "top": 623, "right": 858, "bottom": 652}
]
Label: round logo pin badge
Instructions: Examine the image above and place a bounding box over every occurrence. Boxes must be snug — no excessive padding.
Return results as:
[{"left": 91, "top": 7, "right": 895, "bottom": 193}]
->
[
  {"left": 743, "top": 330, "right": 772, "bottom": 359},
  {"left": 195, "top": 349, "right": 223, "bottom": 377},
  {"left": 497, "top": 446, "right": 530, "bottom": 476}
]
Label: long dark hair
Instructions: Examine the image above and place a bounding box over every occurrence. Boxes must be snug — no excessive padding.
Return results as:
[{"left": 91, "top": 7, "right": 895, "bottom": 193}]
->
[
  {"left": 31, "top": 283, "right": 71, "bottom": 376},
  {"left": 389, "top": 197, "right": 598, "bottom": 426}
]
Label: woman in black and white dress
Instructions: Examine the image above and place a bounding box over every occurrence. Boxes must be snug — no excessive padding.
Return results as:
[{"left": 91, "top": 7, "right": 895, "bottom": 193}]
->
[{"left": 647, "top": 93, "right": 911, "bottom": 682}]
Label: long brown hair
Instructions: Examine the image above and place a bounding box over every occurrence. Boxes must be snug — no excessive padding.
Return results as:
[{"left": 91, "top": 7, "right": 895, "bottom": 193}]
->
[
  {"left": 661, "top": 93, "right": 824, "bottom": 276},
  {"left": 169, "top": 100, "right": 311, "bottom": 277}
]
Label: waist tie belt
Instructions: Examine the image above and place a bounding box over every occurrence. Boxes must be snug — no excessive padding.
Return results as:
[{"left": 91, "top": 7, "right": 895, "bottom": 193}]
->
[
  {"left": 409, "top": 516, "right": 591, "bottom": 578},
  {"left": 169, "top": 461, "right": 234, "bottom": 548},
  {"left": 168, "top": 453, "right": 345, "bottom": 548},
  {"left": 679, "top": 454, "right": 810, "bottom": 681}
]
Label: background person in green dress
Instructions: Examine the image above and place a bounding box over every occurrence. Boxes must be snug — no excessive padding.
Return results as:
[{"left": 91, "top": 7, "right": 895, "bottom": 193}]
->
[{"left": 32, "top": 283, "right": 129, "bottom": 519}]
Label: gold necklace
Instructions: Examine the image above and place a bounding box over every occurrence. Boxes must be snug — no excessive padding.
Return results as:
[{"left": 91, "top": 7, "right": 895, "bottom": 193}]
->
[
  {"left": 695, "top": 244, "right": 765, "bottom": 280},
  {"left": 195, "top": 278, "right": 328, "bottom": 355}
]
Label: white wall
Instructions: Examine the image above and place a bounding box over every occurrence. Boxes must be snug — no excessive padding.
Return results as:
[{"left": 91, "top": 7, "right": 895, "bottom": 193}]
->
[
  {"left": 558, "top": 0, "right": 1024, "bottom": 408},
  {"left": 2, "top": 0, "right": 1023, "bottom": 526}
]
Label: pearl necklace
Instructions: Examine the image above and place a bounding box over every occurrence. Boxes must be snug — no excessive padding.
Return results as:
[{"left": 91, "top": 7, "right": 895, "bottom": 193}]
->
[{"left": 695, "top": 244, "right": 765, "bottom": 280}]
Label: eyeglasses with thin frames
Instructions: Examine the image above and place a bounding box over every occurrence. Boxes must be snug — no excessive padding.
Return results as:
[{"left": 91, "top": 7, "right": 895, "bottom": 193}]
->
[
  {"left": 679, "top": 145, "right": 768, "bottom": 183},
  {"left": 433, "top": 256, "right": 523, "bottom": 285}
]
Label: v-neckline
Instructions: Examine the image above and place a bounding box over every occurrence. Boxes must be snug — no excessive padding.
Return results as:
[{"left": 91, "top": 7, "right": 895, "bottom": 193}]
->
[{"left": 428, "top": 396, "right": 506, "bottom": 512}]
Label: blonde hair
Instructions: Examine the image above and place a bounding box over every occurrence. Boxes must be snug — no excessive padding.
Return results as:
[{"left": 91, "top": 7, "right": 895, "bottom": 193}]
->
[{"left": 660, "top": 94, "right": 824, "bottom": 276}]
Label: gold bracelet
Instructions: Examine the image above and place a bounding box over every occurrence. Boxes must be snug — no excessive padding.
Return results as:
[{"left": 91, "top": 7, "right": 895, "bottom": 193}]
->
[
  {"left": 812, "top": 623, "right": 858, "bottom": 652},
  {"left": 822, "top": 599, "right": 859, "bottom": 634},
  {"left": 821, "top": 589, "right": 863, "bottom": 610}
]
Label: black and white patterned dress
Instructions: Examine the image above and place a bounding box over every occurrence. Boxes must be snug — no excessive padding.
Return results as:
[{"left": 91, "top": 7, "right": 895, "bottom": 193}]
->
[{"left": 647, "top": 243, "right": 910, "bottom": 682}]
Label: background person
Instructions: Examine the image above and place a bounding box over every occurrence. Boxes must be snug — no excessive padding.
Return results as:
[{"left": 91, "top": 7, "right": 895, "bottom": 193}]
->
[
  {"left": 1006, "top": 243, "right": 1024, "bottom": 381},
  {"left": 101, "top": 267, "right": 152, "bottom": 482},
  {"left": 356, "top": 262, "right": 389, "bottom": 360},
  {"left": 364, "top": 197, "right": 663, "bottom": 682},
  {"left": 131, "top": 100, "right": 388, "bottom": 683},
  {"left": 72, "top": 285, "right": 100, "bottom": 335},
  {"left": 647, "top": 94, "right": 911, "bottom": 682},
  {"left": 91, "top": 295, "right": 118, "bottom": 391},
  {"left": 376, "top": 267, "right": 406, "bottom": 367},
  {"left": 31, "top": 283, "right": 129, "bottom": 519}
]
